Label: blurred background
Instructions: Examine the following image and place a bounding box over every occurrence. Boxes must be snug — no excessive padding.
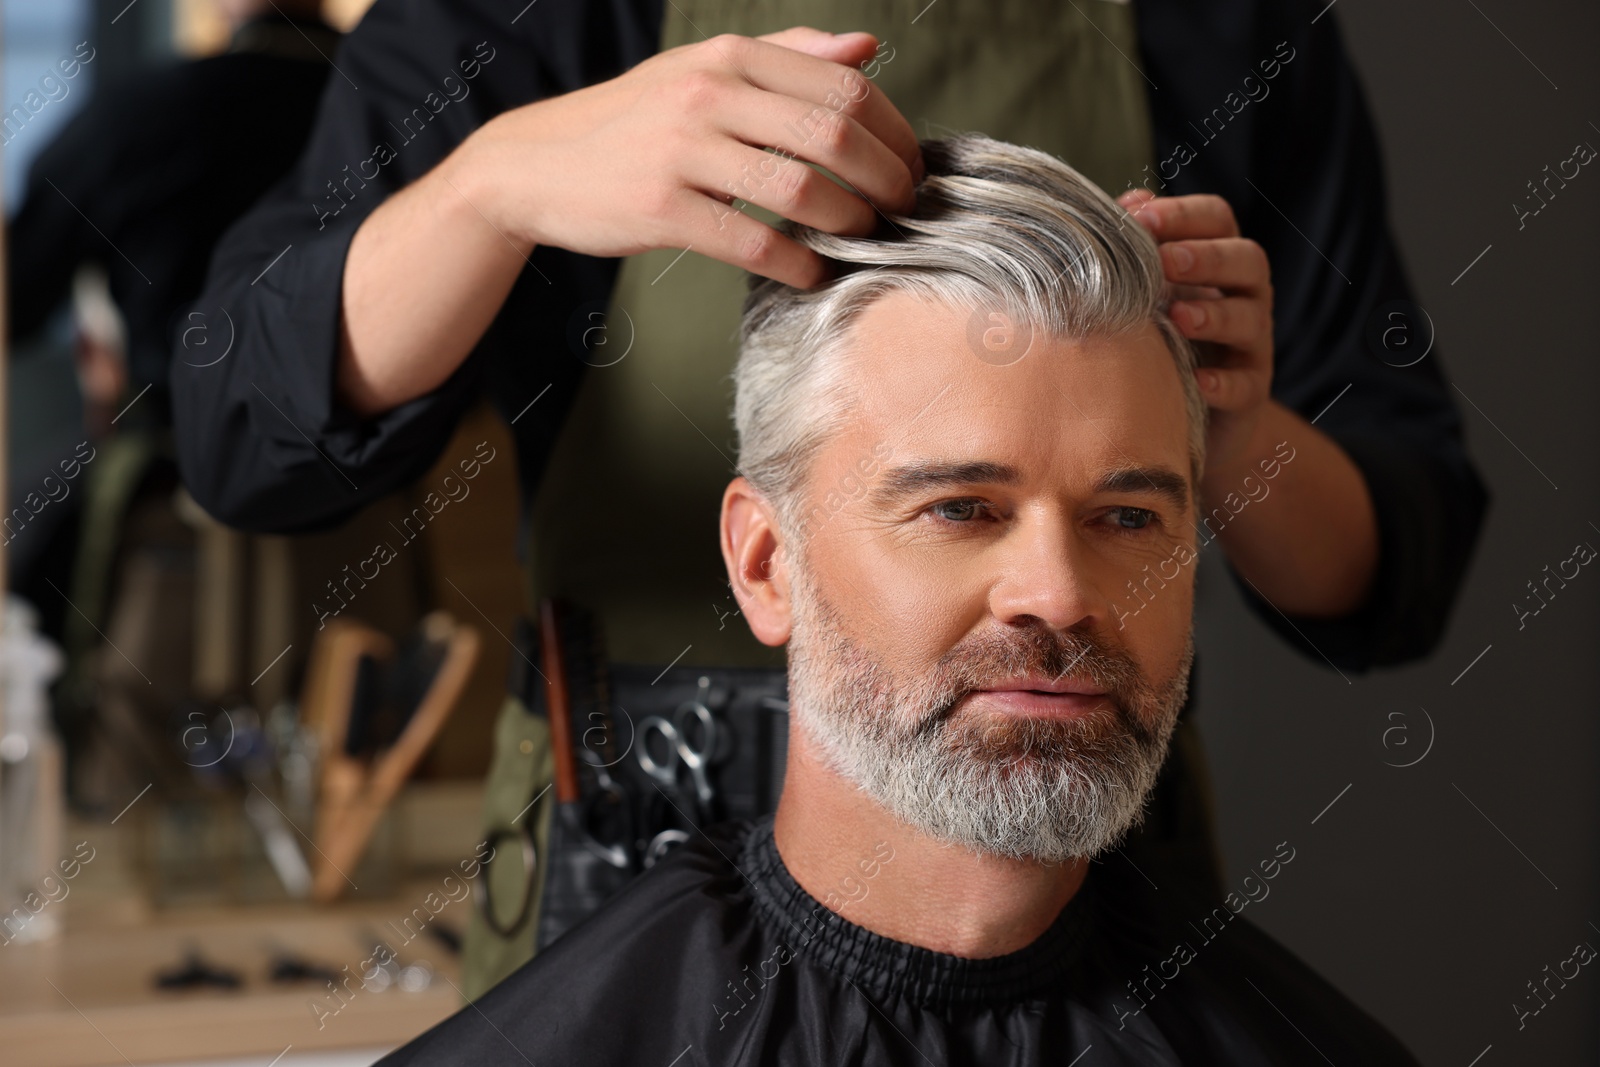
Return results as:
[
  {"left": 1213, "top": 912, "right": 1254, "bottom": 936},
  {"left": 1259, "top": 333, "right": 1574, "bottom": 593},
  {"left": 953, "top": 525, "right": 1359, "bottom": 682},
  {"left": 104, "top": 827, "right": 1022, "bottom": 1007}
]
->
[
  {"left": 1, "top": 1, "right": 523, "bottom": 1063},
  {"left": 0, "top": 0, "right": 1595, "bottom": 1064}
]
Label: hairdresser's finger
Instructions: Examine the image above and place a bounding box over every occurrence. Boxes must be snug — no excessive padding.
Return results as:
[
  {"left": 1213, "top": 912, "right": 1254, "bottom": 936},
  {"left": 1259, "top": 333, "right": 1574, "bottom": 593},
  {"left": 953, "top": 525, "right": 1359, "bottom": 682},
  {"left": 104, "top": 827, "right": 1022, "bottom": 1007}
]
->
[
  {"left": 755, "top": 26, "right": 881, "bottom": 67},
  {"left": 690, "top": 191, "right": 830, "bottom": 288},
  {"left": 1132, "top": 194, "right": 1241, "bottom": 240},
  {"left": 1170, "top": 283, "right": 1226, "bottom": 302},
  {"left": 1161, "top": 238, "right": 1270, "bottom": 296},
  {"left": 1169, "top": 296, "right": 1272, "bottom": 352},
  {"left": 714, "top": 82, "right": 914, "bottom": 216},
  {"left": 713, "top": 35, "right": 921, "bottom": 199},
  {"left": 1195, "top": 365, "right": 1268, "bottom": 413},
  {"left": 689, "top": 139, "right": 878, "bottom": 235}
]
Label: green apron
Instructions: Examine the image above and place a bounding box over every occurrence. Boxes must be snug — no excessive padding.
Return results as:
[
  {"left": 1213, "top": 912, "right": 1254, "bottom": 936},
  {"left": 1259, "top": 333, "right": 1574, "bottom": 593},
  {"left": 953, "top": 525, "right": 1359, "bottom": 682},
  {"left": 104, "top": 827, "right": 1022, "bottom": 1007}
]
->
[{"left": 464, "top": 0, "right": 1215, "bottom": 999}]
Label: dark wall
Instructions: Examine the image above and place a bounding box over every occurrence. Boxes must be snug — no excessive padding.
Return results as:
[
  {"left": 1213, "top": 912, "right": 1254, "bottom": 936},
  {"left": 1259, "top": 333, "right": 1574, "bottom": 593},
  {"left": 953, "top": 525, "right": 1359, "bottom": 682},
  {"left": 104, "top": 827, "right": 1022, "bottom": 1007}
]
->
[{"left": 1197, "top": 1, "right": 1600, "bottom": 1063}]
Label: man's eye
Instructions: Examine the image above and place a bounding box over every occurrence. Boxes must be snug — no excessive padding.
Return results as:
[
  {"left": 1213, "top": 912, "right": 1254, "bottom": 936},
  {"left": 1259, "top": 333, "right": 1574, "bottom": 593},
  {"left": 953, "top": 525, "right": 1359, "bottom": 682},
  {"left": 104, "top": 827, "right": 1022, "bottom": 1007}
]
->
[
  {"left": 929, "top": 499, "right": 992, "bottom": 523},
  {"left": 1107, "top": 506, "right": 1157, "bottom": 532}
]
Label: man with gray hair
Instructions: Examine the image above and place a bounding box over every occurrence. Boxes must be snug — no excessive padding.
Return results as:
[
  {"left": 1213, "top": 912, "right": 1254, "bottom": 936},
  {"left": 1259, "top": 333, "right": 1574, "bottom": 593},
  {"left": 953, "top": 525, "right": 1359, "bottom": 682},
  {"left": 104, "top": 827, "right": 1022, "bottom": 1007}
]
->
[{"left": 376, "top": 134, "right": 1418, "bottom": 1065}]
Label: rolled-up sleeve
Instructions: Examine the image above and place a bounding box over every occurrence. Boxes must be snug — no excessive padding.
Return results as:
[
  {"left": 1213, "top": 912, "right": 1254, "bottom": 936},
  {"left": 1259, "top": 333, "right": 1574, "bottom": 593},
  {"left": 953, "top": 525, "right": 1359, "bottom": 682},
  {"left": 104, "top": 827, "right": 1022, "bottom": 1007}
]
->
[{"left": 170, "top": 0, "right": 556, "bottom": 534}]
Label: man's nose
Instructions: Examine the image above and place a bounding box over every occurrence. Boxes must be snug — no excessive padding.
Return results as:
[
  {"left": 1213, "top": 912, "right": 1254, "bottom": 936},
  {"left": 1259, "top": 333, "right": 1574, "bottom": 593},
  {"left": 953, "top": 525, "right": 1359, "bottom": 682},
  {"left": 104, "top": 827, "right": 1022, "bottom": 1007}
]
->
[{"left": 985, "top": 516, "right": 1106, "bottom": 633}]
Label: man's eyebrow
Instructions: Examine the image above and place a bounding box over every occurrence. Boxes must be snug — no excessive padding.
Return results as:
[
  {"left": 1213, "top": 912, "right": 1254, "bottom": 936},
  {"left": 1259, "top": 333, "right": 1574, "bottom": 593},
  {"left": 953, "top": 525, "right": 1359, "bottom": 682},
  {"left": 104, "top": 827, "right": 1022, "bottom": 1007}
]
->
[
  {"left": 867, "top": 461, "right": 1022, "bottom": 506},
  {"left": 1094, "top": 466, "right": 1191, "bottom": 512},
  {"left": 866, "top": 460, "right": 1190, "bottom": 512}
]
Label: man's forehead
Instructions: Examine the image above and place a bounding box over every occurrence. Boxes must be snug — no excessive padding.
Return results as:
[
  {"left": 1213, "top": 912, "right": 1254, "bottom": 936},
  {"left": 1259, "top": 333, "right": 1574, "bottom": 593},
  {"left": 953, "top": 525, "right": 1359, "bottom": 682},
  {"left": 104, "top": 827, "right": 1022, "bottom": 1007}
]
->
[
  {"left": 834, "top": 293, "right": 1192, "bottom": 479},
  {"left": 843, "top": 291, "right": 1180, "bottom": 392}
]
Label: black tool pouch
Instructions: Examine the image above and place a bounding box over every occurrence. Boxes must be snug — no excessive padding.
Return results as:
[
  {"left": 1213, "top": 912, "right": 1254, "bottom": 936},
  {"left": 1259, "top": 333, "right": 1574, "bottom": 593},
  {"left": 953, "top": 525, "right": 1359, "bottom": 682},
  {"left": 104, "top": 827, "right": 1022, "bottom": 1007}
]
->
[{"left": 479, "top": 600, "right": 788, "bottom": 957}]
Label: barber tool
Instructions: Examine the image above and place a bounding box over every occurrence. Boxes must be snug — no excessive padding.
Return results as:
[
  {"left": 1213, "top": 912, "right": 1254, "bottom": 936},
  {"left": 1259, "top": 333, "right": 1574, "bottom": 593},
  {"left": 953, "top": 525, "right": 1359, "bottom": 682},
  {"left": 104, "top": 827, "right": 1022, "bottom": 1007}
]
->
[
  {"left": 428, "top": 921, "right": 462, "bottom": 955},
  {"left": 265, "top": 941, "right": 341, "bottom": 986},
  {"left": 193, "top": 702, "right": 315, "bottom": 899},
  {"left": 303, "top": 612, "right": 481, "bottom": 902},
  {"left": 643, "top": 828, "right": 691, "bottom": 869},
  {"left": 154, "top": 945, "right": 242, "bottom": 990},
  {"left": 532, "top": 598, "right": 648, "bottom": 947},
  {"left": 477, "top": 605, "right": 631, "bottom": 939},
  {"left": 540, "top": 601, "right": 596, "bottom": 856},
  {"left": 568, "top": 614, "right": 640, "bottom": 871},
  {"left": 636, "top": 677, "right": 725, "bottom": 823},
  {"left": 541, "top": 599, "right": 630, "bottom": 871},
  {"left": 575, "top": 747, "right": 635, "bottom": 869},
  {"left": 473, "top": 816, "right": 539, "bottom": 938},
  {"left": 242, "top": 782, "right": 314, "bottom": 898},
  {"left": 515, "top": 608, "right": 794, "bottom": 948},
  {"left": 540, "top": 600, "right": 582, "bottom": 809},
  {"left": 532, "top": 600, "right": 620, "bottom": 866},
  {"left": 635, "top": 773, "right": 695, "bottom": 868}
]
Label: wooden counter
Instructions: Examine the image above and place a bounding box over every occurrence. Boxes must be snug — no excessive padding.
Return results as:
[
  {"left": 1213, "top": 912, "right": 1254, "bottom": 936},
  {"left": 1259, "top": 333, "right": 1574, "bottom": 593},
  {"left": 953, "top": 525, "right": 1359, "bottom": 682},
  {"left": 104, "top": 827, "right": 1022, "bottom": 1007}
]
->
[{"left": 0, "top": 784, "right": 486, "bottom": 1066}]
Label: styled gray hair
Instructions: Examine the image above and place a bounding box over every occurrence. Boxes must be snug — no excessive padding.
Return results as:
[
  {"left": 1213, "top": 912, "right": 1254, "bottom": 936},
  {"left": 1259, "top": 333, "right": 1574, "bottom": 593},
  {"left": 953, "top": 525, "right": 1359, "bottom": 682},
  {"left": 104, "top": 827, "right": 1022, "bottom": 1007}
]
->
[{"left": 733, "top": 133, "right": 1207, "bottom": 540}]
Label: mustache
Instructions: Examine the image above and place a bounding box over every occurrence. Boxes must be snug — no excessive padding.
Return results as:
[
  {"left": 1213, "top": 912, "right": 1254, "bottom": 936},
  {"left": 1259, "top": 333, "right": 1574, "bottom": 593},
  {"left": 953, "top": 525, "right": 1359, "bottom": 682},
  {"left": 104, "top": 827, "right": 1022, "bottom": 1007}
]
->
[{"left": 928, "top": 623, "right": 1145, "bottom": 720}]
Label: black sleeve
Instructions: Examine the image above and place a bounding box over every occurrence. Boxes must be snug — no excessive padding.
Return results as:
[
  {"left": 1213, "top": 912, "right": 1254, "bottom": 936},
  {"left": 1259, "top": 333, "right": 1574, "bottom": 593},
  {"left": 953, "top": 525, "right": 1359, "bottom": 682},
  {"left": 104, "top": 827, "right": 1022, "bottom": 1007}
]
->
[
  {"left": 168, "top": 0, "right": 658, "bottom": 535},
  {"left": 1137, "top": 0, "right": 1490, "bottom": 671},
  {"left": 6, "top": 94, "right": 106, "bottom": 343}
]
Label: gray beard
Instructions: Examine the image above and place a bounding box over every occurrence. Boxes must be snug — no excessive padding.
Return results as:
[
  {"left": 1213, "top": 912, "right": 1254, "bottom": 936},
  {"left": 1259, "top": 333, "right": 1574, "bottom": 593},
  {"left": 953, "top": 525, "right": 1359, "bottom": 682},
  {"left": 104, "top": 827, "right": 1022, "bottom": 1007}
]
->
[{"left": 784, "top": 564, "right": 1192, "bottom": 864}]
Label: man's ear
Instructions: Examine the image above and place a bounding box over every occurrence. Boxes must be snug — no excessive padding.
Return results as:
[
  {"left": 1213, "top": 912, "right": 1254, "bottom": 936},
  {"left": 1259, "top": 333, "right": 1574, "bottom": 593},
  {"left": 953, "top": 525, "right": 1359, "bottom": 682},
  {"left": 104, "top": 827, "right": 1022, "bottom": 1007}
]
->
[{"left": 720, "top": 477, "right": 792, "bottom": 646}]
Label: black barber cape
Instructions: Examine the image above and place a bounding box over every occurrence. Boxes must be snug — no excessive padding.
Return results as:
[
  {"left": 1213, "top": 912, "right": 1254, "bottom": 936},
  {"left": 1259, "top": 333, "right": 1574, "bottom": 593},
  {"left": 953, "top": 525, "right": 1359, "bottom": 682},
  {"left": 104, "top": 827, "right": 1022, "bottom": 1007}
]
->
[{"left": 377, "top": 815, "right": 1418, "bottom": 1066}]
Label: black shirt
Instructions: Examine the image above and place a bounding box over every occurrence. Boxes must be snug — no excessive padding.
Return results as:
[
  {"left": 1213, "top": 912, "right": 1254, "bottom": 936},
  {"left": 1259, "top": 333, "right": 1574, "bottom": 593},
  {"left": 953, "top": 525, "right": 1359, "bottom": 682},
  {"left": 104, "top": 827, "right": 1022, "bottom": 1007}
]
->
[
  {"left": 375, "top": 815, "right": 1420, "bottom": 1065},
  {"left": 169, "top": 0, "right": 1488, "bottom": 672}
]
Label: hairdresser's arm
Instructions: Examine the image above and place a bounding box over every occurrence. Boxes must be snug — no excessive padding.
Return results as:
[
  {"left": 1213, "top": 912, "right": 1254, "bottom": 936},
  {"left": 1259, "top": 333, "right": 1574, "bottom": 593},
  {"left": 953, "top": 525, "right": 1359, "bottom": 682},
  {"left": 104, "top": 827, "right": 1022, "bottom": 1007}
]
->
[
  {"left": 174, "top": 5, "right": 920, "bottom": 535},
  {"left": 6, "top": 90, "right": 102, "bottom": 343},
  {"left": 337, "top": 27, "right": 922, "bottom": 417},
  {"left": 1132, "top": 2, "right": 1487, "bottom": 671},
  {"left": 1118, "top": 189, "right": 1379, "bottom": 618},
  {"left": 1197, "top": 399, "right": 1379, "bottom": 617}
]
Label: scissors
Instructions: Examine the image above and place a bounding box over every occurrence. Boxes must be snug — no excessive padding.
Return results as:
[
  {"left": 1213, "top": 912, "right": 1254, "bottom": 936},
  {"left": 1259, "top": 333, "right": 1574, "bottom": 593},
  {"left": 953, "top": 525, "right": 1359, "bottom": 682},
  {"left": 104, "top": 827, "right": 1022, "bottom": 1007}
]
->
[
  {"left": 636, "top": 678, "right": 721, "bottom": 820},
  {"left": 644, "top": 828, "right": 690, "bottom": 869},
  {"left": 576, "top": 748, "right": 633, "bottom": 870}
]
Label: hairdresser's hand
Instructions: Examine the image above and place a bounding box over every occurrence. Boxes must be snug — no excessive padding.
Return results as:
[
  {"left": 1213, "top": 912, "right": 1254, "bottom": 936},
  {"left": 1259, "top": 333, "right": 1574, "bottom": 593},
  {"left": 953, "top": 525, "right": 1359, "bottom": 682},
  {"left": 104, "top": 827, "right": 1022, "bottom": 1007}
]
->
[
  {"left": 462, "top": 27, "right": 920, "bottom": 289},
  {"left": 1117, "top": 189, "right": 1273, "bottom": 481}
]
